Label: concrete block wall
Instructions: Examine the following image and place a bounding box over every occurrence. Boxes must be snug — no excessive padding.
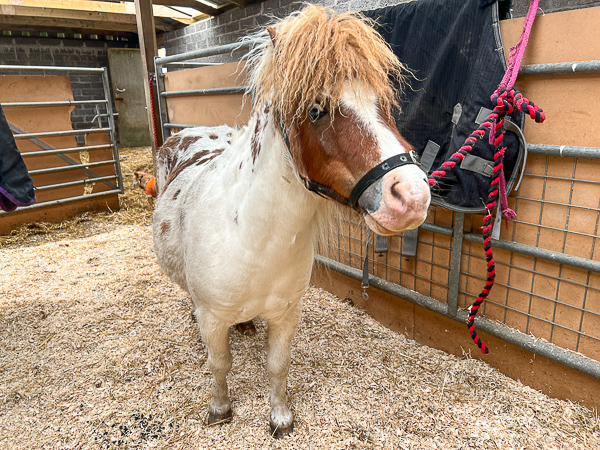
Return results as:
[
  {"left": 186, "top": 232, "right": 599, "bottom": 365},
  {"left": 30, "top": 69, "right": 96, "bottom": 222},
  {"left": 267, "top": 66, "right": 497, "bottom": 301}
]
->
[
  {"left": 164, "top": 0, "right": 600, "bottom": 55},
  {"left": 162, "top": 0, "right": 600, "bottom": 58},
  {"left": 161, "top": 0, "right": 416, "bottom": 58},
  {"left": 0, "top": 36, "right": 133, "bottom": 144}
]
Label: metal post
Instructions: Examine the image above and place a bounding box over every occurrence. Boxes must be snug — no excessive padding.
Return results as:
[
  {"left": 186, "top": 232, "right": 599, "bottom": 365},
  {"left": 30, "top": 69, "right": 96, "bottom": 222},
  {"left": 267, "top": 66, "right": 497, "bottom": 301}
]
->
[
  {"left": 34, "top": 176, "right": 118, "bottom": 191},
  {"left": 0, "top": 65, "right": 105, "bottom": 73},
  {"left": 527, "top": 144, "right": 600, "bottom": 159},
  {"left": 1, "top": 100, "right": 109, "bottom": 108},
  {"left": 101, "top": 67, "right": 124, "bottom": 194},
  {"left": 161, "top": 86, "right": 247, "bottom": 97},
  {"left": 12, "top": 128, "right": 111, "bottom": 139},
  {"left": 21, "top": 144, "right": 112, "bottom": 157},
  {"left": 520, "top": 60, "right": 600, "bottom": 76},
  {"left": 447, "top": 212, "right": 464, "bottom": 317},
  {"left": 154, "top": 40, "right": 256, "bottom": 66},
  {"left": 154, "top": 61, "right": 170, "bottom": 142}
]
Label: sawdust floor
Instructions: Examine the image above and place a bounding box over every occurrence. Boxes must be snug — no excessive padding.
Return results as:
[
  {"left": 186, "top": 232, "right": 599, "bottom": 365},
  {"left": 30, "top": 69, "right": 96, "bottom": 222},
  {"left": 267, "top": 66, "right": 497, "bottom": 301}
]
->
[{"left": 1, "top": 148, "right": 599, "bottom": 449}]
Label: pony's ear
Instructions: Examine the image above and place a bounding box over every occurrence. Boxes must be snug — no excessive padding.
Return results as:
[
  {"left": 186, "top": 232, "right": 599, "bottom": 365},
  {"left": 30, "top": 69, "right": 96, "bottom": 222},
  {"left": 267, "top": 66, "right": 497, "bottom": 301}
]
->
[{"left": 267, "top": 27, "right": 278, "bottom": 45}]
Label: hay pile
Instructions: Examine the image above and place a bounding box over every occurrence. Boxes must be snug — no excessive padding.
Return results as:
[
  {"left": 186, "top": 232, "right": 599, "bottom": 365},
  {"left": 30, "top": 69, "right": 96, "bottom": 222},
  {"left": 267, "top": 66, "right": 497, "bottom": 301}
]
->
[{"left": 1, "top": 147, "right": 599, "bottom": 449}]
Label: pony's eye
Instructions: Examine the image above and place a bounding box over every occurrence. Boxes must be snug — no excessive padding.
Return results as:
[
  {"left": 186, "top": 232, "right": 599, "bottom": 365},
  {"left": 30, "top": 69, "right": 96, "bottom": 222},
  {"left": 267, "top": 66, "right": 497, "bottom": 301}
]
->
[{"left": 308, "top": 104, "right": 326, "bottom": 122}]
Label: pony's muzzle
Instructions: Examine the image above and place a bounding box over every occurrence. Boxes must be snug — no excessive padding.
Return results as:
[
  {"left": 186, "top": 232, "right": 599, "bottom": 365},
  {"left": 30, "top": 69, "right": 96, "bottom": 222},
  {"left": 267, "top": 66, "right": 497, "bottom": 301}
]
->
[{"left": 358, "top": 166, "right": 430, "bottom": 235}]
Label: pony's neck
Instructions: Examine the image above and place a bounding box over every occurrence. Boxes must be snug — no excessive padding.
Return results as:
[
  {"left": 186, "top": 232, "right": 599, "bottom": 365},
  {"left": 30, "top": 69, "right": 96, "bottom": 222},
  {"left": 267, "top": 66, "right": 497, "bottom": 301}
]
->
[{"left": 230, "top": 110, "right": 327, "bottom": 250}]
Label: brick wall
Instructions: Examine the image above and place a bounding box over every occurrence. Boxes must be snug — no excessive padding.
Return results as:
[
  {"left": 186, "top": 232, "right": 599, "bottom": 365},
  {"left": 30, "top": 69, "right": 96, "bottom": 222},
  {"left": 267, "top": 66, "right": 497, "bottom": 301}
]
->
[{"left": 0, "top": 36, "right": 134, "bottom": 144}]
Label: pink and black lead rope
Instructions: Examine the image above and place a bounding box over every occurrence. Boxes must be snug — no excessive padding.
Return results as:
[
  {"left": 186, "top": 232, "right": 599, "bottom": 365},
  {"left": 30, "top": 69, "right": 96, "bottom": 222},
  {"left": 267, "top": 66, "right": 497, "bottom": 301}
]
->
[
  {"left": 425, "top": 0, "right": 546, "bottom": 354},
  {"left": 427, "top": 85, "right": 545, "bottom": 354}
]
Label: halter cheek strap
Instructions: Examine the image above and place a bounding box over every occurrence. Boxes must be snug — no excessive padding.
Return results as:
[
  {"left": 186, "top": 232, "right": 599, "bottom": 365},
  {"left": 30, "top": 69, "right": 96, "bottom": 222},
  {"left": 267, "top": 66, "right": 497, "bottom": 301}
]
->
[{"left": 277, "top": 113, "right": 421, "bottom": 210}]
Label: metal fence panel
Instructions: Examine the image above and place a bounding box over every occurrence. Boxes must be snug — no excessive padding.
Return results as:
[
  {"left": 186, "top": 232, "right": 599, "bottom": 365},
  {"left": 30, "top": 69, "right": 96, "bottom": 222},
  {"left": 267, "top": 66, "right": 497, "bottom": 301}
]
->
[{"left": 0, "top": 65, "right": 122, "bottom": 219}]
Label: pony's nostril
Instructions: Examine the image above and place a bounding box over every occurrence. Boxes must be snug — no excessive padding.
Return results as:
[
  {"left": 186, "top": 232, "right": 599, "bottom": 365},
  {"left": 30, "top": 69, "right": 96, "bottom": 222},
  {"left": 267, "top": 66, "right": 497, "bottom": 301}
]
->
[{"left": 389, "top": 182, "right": 407, "bottom": 210}]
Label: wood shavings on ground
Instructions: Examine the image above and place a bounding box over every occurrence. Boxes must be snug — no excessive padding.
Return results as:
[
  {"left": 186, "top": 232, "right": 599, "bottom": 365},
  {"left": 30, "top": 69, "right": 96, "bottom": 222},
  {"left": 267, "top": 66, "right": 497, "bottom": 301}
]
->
[
  {"left": 1, "top": 223, "right": 599, "bottom": 449},
  {"left": 1, "top": 146, "right": 599, "bottom": 448}
]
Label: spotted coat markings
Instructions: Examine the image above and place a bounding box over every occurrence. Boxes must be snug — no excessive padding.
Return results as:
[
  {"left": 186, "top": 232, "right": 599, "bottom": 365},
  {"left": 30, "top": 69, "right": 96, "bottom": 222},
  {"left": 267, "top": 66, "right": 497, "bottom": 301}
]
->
[{"left": 160, "top": 220, "right": 170, "bottom": 235}]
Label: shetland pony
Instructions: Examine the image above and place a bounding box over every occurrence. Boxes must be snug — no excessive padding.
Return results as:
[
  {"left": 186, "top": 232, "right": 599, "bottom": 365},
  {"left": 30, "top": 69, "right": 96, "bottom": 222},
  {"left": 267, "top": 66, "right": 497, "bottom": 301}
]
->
[{"left": 153, "top": 5, "right": 430, "bottom": 437}]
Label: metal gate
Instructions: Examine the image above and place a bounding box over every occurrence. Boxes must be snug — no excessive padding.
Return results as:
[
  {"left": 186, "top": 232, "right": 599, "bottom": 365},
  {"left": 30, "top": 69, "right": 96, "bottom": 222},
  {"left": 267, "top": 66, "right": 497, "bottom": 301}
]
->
[
  {"left": 0, "top": 64, "right": 122, "bottom": 228},
  {"left": 153, "top": 42, "right": 600, "bottom": 381}
]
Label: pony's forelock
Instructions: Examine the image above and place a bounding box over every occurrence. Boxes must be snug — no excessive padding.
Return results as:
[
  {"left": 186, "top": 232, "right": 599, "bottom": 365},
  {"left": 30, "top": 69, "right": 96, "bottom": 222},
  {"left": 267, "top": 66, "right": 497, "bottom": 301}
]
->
[{"left": 246, "top": 5, "right": 407, "bottom": 122}]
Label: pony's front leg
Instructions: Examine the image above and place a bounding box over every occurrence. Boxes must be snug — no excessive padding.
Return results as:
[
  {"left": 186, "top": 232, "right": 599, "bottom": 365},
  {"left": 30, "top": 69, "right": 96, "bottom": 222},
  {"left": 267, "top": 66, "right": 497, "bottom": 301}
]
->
[
  {"left": 195, "top": 308, "right": 233, "bottom": 425},
  {"left": 266, "top": 303, "right": 301, "bottom": 438}
]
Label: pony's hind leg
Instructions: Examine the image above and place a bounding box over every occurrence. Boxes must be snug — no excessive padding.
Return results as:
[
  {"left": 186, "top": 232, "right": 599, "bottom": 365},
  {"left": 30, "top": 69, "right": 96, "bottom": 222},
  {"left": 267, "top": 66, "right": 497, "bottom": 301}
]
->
[
  {"left": 194, "top": 308, "right": 233, "bottom": 425},
  {"left": 266, "top": 304, "right": 301, "bottom": 438}
]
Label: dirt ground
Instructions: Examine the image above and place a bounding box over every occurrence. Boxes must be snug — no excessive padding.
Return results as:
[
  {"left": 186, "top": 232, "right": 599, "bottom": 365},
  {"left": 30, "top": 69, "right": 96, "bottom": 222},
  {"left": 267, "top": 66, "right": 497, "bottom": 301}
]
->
[{"left": 0, "top": 147, "right": 599, "bottom": 449}]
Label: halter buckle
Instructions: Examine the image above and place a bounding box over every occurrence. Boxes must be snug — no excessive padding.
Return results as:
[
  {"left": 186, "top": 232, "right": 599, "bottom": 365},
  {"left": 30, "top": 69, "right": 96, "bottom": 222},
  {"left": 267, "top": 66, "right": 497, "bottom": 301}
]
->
[{"left": 409, "top": 149, "right": 421, "bottom": 165}]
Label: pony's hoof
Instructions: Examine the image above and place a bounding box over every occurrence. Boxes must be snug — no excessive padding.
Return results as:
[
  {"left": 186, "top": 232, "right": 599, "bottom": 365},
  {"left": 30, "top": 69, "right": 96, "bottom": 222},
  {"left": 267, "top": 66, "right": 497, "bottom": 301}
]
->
[
  {"left": 207, "top": 408, "right": 233, "bottom": 426},
  {"left": 269, "top": 419, "right": 294, "bottom": 438},
  {"left": 235, "top": 320, "right": 256, "bottom": 336}
]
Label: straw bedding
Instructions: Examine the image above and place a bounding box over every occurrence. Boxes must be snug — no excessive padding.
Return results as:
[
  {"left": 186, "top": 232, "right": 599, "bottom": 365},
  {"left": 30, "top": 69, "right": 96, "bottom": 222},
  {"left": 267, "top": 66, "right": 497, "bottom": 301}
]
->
[{"left": 1, "top": 148, "right": 599, "bottom": 449}]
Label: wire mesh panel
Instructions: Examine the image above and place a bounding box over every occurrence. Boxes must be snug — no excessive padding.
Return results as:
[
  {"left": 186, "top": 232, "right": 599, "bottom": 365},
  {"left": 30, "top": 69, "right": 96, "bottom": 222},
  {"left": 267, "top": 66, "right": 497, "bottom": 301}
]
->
[
  {"left": 318, "top": 207, "right": 455, "bottom": 305},
  {"left": 459, "top": 153, "right": 600, "bottom": 361},
  {"left": 316, "top": 148, "right": 600, "bottom": 371}
]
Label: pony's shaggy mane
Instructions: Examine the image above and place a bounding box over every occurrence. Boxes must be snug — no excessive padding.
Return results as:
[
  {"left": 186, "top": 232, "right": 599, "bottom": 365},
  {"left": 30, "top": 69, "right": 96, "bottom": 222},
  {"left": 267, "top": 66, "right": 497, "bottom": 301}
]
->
[{"left": 247, "top": 5, "right": 407, "bottom": 121}]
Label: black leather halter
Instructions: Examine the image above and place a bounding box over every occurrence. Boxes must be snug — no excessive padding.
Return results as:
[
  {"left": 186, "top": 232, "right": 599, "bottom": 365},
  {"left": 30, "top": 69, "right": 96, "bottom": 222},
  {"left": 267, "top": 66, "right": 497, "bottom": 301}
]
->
[{"left": 277, "top": 114, "right": 421, "bottom": 211}]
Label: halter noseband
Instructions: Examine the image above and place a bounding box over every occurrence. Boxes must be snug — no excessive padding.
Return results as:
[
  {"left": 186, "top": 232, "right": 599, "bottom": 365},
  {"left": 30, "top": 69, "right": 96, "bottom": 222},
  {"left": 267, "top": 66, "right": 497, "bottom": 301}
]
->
[{"left": 277, "top": 114, "right": 421, "bottom": 210}]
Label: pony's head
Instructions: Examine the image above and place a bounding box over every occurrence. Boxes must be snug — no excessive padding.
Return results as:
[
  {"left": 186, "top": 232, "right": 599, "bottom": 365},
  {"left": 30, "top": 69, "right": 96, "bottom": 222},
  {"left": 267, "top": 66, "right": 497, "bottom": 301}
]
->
[{"left": 249, "top": 5, "right": 430, "bottom": 235}]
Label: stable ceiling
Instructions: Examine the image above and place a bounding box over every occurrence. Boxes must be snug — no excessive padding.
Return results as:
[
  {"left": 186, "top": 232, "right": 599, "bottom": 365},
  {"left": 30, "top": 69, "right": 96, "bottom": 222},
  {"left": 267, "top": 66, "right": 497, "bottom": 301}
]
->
[{"left": 0, "top": 0, "right": 259, "bottom": 40}]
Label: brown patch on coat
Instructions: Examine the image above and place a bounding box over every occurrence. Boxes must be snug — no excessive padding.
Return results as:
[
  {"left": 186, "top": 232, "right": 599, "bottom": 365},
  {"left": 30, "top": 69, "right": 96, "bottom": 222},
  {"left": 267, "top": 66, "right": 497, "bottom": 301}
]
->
[
  {"left": 251, "top": 116, "right": 263, "bottom": 165},
  {"left": 172, "top": 189, "right": 181, "bottom": 200},
  {"left": 160, "top": 220, "right": 170, "bottom": 236},
  {"left": 158, "top": 134, "right": 181, "bottom": 159},
  {"left": 162, "top": 149, "right": 225, "bottom": 192},
  {"left": 288, "top": 104, "right": 380, "bottom": 200},
  {"left": 198, "top": 149, "right": 225, "bottom": 166},
  {"left": 179, "top": 135, "right": 201, "bottom": 152},
  {"left": 158, "top": 135, "right": 182, "bottom": 173},
  {"left": 163, "top": 150, "right": 210, "bottom": 192},
  {"left": 209, "top": 133, "right": 219, "bottom": 140}
]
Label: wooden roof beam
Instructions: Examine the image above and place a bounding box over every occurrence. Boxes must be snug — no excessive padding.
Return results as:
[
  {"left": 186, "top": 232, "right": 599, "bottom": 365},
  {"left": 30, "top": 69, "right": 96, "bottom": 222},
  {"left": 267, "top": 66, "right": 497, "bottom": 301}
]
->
[
  {"left": 0, "top": 15, "right": 142, "bottom": 33},
  {"left": 0, "top": 1, "right": 195, "bottom": 24},
  {"left": 0, "top": 5, "right": 176, "bottom": 32}
]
